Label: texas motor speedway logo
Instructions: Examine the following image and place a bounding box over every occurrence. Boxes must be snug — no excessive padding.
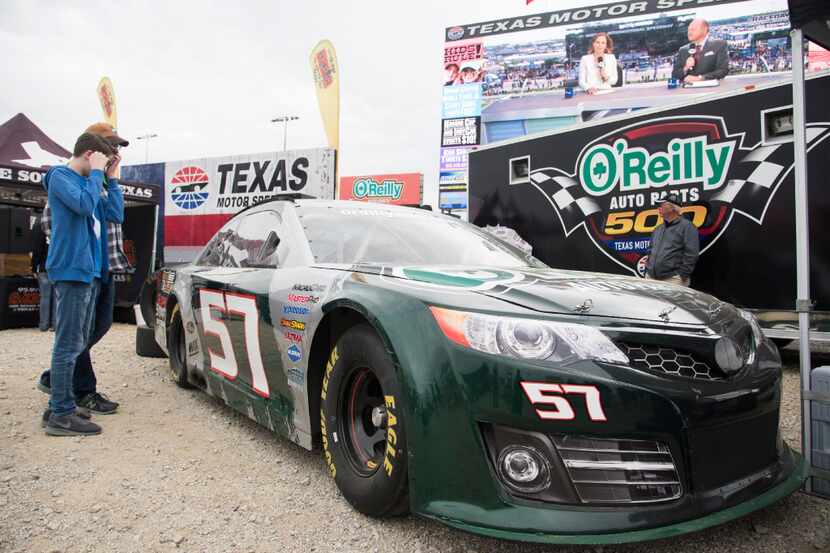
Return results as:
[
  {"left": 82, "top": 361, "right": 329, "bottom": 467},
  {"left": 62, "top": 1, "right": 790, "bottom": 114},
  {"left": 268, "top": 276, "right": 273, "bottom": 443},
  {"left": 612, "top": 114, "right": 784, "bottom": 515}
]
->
[{"left": 514, "top": 116, "right": 830, "bottom": 276}]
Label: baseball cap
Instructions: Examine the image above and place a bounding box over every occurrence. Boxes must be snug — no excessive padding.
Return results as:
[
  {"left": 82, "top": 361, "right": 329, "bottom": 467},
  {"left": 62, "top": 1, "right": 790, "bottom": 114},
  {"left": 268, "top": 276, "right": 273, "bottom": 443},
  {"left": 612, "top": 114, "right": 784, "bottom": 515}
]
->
[
  {"left": 461, "top": 62, "right": 479, "bottom": 72},
  {"left": 85, "top": 122, "right": 129, "bottom": 147},
  {"left": 657, "top": 192, "right": 682, "bottom": 206}
]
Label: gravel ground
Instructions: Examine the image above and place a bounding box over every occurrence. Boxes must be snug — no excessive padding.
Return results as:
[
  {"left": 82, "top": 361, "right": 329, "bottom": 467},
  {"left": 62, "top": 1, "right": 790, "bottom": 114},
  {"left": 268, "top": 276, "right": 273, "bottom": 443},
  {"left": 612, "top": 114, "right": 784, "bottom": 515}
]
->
[{"left": 1, "top": 325, "right": 830, "bottom": 553}]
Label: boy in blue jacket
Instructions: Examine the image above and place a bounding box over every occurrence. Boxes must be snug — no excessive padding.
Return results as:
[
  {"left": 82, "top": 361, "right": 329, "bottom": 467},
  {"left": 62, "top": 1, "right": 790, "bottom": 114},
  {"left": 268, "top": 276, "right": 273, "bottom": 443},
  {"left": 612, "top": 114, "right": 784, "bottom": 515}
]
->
[{"left": 42, "top": 133, "right": 124, "bottom": 436}]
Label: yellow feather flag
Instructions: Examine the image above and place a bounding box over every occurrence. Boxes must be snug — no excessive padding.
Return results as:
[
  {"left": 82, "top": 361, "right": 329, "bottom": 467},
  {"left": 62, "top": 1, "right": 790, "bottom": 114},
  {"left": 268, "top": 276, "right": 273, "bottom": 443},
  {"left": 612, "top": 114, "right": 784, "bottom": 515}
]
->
[
  {"left": 96, "top": 77, "right": 118, "bottom": 128},
  {"left": 310, "top": 40, "right": 340, "bottom": 192}
]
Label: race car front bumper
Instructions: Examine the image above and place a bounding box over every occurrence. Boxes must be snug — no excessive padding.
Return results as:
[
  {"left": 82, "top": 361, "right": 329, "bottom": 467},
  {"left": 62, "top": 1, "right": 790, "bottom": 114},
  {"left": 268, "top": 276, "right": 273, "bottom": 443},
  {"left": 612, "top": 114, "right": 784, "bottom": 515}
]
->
[
  {"left": 398, "top": 323, "right": 804, "bottom": 544},
  {"left": 421, "top": 448, "right": 803, "bottom": 545}
]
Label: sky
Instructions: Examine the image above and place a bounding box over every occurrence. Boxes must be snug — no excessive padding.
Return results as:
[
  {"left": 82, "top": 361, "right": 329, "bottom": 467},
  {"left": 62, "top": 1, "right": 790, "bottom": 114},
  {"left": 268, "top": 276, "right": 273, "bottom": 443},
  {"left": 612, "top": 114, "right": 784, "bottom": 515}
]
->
[{"left": 0, "top": 0, "right": 786, "bottom": 207}]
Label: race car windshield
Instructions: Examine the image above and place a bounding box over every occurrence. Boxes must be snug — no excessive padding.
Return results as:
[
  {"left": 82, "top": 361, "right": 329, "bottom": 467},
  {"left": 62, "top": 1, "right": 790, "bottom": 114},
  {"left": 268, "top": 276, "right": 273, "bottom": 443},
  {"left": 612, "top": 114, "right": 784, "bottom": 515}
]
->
[{"left": 297, "top": 206, "right": 547, "bottom": 268}]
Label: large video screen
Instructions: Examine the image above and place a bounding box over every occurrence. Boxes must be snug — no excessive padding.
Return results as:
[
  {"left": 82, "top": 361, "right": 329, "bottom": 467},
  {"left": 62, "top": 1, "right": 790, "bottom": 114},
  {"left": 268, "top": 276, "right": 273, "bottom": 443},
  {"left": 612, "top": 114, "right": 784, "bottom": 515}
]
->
[{"left": 438, "top": 0, "right": 813, "bottom": 214}]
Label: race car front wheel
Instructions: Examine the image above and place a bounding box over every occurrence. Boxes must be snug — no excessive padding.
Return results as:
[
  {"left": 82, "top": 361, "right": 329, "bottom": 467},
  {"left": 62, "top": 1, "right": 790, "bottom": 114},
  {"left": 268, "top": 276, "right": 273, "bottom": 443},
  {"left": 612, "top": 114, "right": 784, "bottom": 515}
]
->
[
  {"left": 321, "top": 323, "right": 409, "bottom": 517},
  {"left": 167, "top": 303, "right": 193, "bottom": 389}
]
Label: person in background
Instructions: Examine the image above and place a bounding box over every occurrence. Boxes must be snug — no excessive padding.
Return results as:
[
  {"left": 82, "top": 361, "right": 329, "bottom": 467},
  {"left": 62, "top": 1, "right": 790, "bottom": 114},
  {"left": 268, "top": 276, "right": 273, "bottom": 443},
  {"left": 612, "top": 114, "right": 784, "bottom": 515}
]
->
[
  {"left": 459, "top": 62, "right": 483, "bottom": 84},
  {"left": 41, "top": 133, "right": 121, "bottom": 436},
  {"left": 38, "top": 122, "right": 130, "bottom": 417},
  {"left": 579, "top": 32, "right": 618, "bottom": 94},
  {"left": 671, "top": 18, "right": 729, "bottom": 83},
  {"left": 31, "top": 213, "right": 53, "bottom": 331},
  {"left": 646, "top": 193, "right": 699, "bottom": 287},
  {"left": 444, "top": 63, "right": 460, "bottom": 86}
]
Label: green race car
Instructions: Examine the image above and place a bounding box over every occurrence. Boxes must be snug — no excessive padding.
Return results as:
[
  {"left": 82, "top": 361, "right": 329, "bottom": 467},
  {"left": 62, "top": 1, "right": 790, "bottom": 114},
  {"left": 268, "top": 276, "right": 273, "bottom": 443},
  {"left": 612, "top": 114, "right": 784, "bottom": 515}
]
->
[{"left": 143, "top": 198, "right": 803, "bottom": 544}]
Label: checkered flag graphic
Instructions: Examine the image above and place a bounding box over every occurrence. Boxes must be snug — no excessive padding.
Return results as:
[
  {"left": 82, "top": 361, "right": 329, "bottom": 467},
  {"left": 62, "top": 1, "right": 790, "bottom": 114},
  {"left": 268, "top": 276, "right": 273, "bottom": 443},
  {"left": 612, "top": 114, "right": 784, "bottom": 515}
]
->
[
  {"left": 712, "top": 124, "right": 830, "bottom": 222},
  {"left": 524, "top": 168, "right": 601, "bottom": 235}
]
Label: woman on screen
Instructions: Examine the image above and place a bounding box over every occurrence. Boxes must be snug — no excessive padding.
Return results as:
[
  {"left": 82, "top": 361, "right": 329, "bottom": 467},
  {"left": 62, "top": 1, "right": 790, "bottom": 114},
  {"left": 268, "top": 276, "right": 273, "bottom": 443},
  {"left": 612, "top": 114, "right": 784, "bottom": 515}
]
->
[{"left": 579, "top": 33, "right": 618, "bottom": 94}]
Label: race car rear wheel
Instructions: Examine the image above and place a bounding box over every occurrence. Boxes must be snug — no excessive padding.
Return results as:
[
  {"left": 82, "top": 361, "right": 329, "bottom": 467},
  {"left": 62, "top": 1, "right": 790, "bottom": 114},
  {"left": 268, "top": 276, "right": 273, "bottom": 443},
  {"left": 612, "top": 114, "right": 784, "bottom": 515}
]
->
[
  {"left": 321, "top": 324, "right": 409, "bottom": 517},
  {"left": 167, "top": 303, "right": 193, "bottom": 389}
]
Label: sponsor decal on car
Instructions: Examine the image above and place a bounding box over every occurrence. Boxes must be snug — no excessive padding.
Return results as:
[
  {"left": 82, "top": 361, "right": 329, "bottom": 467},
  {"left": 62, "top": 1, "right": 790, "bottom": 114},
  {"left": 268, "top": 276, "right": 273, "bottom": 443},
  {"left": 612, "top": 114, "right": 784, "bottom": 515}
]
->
[
  {"left": 287, "top": 293, "right": 320, "bottom": 304},
  {"left": 283, "top": 330, "right": 303, "bottom": 343},
  {"left": 292, "top": 283, "right": 327, "bottom": 292},
  {"left": 520, "top": 382, "right": 607, "bottom": 422},
  {"left": 287, "top": 344, "right": 303, "bottom": 363},
  {"left": 187, "top": 339, "right": 199, "bottom": 356},
  {"left": 283, "top": 305, "right": 311, "bottom": 316},
  {"left": 280, "top": 318, "right": 306, "bottom": 331},
  {"left": 159, "top": 270, "right": 176, "bottom": 293},
  {"left": 287, "top": 367, "right": 305, "bottom": 387},
  {"left": 513, "top": 117, "right": 830, "bottom": 276}
]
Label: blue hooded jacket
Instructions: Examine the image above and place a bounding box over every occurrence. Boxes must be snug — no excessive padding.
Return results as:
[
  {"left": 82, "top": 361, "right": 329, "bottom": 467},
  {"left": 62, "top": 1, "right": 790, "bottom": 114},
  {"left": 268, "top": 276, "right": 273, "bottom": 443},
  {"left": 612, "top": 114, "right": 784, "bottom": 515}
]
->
[{"left": 43, "top": 166, "right": 124, "bottom": 283}]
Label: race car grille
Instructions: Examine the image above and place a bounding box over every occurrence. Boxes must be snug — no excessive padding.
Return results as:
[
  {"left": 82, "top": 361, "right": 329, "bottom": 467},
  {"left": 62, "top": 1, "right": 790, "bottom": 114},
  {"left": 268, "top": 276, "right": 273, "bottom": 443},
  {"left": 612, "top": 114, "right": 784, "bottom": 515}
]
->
[
  {"left": 552, "top": 436, "right": 682, "bottom": 504},
  {"left": 618, "top": 343, "right": 724, "bottom": 381}
]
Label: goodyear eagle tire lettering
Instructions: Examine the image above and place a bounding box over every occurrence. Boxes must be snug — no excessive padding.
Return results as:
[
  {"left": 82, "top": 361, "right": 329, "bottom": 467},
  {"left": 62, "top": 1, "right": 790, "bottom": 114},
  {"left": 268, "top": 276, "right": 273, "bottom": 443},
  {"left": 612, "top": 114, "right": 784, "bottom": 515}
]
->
[{"left": 320, "top": 324, "right": 409, "bottom": 517}]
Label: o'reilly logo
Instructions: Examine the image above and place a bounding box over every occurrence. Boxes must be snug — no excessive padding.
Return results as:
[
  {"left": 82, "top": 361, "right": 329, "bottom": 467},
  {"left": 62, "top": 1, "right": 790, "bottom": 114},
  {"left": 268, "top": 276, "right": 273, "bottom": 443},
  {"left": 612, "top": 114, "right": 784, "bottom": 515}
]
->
[
  {"left": 578, "top": 135, "right": 736, "bottom": 197},
  {"left": 514, "top": 116, "right": 821, "bottom": 278},
  {"left": 353, "top": 178, "right": 403, "bottom": 201}
]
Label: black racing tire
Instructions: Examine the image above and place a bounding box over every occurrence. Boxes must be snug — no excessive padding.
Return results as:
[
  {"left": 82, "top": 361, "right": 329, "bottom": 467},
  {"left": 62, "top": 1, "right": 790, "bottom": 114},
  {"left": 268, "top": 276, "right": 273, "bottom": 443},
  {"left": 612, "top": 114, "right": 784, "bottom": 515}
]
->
[
  {"left": 167, "top": 303, "right": 193, "bottom": 389},
  {"left": 135, "top": 325, "right": 166, "bottom": 358},
  {"left": 321, "top": 324, "right": 409, "bottom": 518}
]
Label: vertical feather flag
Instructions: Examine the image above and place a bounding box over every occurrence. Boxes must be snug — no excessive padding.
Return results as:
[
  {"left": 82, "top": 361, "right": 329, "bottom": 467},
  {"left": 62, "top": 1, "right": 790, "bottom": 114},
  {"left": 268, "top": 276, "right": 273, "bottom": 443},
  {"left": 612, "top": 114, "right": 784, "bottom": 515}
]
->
[
  {"left": 310, "top": 40, "right": 341, "bottom": 194},
  {"left": 97, "top": 77, "right": 117, "bottom": 128}
]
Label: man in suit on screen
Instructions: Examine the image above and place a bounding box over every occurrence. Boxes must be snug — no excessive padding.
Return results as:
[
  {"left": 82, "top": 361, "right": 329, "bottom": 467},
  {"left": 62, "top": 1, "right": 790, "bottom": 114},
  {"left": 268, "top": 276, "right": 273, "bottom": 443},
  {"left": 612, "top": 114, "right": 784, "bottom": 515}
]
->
[{"left": 671, "top": 19, "right": 730, "bottom": 83}]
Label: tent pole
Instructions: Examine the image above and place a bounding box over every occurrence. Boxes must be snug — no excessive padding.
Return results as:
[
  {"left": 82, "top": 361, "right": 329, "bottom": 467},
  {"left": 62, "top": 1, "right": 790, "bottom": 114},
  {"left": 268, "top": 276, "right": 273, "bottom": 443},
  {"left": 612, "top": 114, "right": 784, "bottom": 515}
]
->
[{"left": 790, "top": 27, "right": 813, "bottom": 493}]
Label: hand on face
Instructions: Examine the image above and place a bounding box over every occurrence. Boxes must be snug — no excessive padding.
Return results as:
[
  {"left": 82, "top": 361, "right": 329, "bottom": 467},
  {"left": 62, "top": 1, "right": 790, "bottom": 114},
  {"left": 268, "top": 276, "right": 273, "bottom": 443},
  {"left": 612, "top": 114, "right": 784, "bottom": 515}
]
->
[
  {"left": 88, "top": 151, "right": 109, "bottom": 172},
  {"left": 106, "top": 153, "right": 122, "bottom": 178}
]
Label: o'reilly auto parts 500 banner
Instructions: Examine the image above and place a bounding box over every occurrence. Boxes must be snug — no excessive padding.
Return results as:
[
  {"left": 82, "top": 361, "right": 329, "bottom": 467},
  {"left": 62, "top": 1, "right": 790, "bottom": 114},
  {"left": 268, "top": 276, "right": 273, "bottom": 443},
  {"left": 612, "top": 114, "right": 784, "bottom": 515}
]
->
[
  {"left": 469, "top": 74, "right": 830, "bottom": 309},
  {"left": 164, "top": 148, "right": 336, "bottom": 262}
]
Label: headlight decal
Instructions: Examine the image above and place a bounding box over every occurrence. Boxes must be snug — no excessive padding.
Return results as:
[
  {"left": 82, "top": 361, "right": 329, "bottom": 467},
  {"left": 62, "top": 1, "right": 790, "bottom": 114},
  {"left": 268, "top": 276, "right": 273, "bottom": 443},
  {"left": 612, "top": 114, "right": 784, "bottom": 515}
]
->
[{"left": 429, "top": 306, "right": 628, "bottom": 365}]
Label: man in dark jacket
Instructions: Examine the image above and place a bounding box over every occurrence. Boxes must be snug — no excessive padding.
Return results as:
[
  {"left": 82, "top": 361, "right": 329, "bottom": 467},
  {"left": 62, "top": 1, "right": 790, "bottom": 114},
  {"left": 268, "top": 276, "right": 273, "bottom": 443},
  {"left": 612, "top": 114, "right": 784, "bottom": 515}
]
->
[
  {"left": 671, "top": 19, "right": 729, "bottom": 83},
  {"left": 31, "top": 214, "right": 53, "bottom": 331},
  {"left": 646, "top": 193, "right": 699, "bottom": 287}
]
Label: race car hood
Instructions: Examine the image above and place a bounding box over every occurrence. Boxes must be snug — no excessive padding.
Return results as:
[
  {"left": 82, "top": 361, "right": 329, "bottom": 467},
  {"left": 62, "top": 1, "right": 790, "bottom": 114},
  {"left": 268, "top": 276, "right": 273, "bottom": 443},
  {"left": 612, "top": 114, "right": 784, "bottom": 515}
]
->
[{"left": 329, "top": 264, "right": 727, "bottom": 326}]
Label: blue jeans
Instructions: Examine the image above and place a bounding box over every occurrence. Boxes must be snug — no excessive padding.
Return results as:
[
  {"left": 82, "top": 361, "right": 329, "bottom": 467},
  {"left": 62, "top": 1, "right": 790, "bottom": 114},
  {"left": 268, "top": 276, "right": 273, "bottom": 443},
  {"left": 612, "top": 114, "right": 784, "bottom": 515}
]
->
[
  {"left": 74, "top": 276, "right": 115, "bottom": 396},
  {"left": 40, "top": 276, "right": 115, "bottom": 397},
  {"left": 49, "top": 279, "right": 99, "bottom": 417},
  {"left": 37, "top": 272, "right": 54, "bottom": 331}
]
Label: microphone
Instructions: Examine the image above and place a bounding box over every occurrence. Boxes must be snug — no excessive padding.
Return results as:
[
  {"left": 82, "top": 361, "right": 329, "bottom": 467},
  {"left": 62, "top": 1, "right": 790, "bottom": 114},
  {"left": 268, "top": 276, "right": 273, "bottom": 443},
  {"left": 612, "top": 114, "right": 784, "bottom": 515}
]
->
[
  {"left": 685, "top": 44, "right": 697, "bottom": 73},
  {"left": 597, "top": 55, "right": 605, "bottom": 69}
]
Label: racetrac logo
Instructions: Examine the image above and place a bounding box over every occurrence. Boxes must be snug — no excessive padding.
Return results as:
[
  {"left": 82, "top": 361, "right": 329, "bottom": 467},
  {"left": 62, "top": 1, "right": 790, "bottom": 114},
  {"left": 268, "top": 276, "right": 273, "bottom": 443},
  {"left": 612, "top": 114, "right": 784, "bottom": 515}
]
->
[
  {"left": 352, "top": 178, "right": 404, "bottom": 201},
  {"left": 514, "top": 117, "right": 830, "bottom": 277},
  {"left": 170, "top": 166, "right": 209, "bottom": 210}
]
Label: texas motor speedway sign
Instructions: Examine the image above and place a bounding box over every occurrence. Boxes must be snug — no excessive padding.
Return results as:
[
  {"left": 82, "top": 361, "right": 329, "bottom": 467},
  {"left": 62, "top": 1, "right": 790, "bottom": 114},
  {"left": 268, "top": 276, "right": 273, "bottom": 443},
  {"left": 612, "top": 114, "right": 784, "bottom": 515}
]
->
[{"left": 162, "top": 148, "right": 336, "bottom": 261}]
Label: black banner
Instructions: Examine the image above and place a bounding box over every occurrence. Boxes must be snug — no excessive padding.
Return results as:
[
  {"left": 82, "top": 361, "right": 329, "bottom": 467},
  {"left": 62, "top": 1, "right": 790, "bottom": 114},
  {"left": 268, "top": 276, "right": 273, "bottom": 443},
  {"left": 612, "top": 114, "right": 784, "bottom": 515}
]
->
[
  {"left": 118, "top": 180, "right": 161, "bottom": 204},
  {"left": 469, "top": 74, "right": 830, "bottom": 311},
  {"left": 114, "top": 204, "right": 157, "bottom": 307},
  {"left": 0, "top": 277, "right": 39, "bottom": 329},
  {"left": 0, "top": 165, "right": 159, "bottom": 204},
  {"left": 442, "top": 117, "right": 481, "bottom": 147},
  {"left": 445, "top": 0, "right": 754, "bottom": 41}
]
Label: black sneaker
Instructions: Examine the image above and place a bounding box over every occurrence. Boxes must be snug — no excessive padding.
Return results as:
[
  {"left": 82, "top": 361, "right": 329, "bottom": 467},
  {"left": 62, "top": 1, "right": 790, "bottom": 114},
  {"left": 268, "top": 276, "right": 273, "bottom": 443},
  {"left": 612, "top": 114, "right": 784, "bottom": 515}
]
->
[
  {"left": 36, "top": 376, "right": 50, "bottom": 395},
  {"left": 44, "top": 413, "right": 102, "bottom": 436},
  {"left": 40, "top": 407, "right": 91, "bottom": 428},
  {"left": 77, "top": 392, "right": 119, "bottom": 415}
]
